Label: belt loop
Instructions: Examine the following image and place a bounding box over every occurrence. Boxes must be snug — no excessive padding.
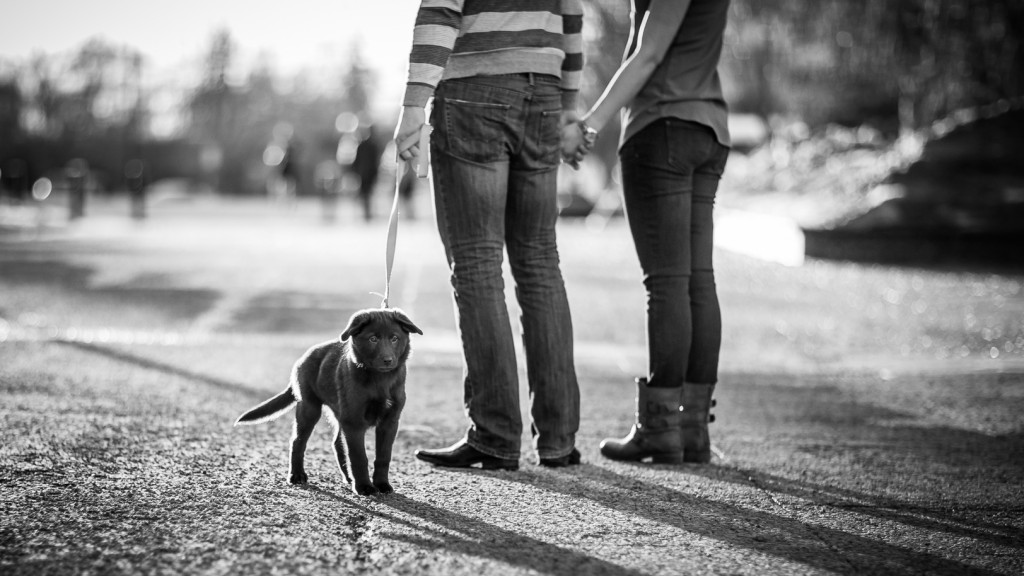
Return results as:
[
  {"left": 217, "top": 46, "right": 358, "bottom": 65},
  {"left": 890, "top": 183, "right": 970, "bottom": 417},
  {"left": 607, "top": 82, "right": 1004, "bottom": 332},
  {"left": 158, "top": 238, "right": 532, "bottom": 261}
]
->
[{"left": 528, "top": 72, "right": 535, "bottom": 86}]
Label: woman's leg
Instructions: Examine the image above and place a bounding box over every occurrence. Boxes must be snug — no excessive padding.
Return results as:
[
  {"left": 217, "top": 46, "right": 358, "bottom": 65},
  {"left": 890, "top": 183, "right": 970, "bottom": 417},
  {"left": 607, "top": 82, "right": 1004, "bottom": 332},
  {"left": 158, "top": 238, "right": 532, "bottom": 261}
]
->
[
  {"left": 620, "top": 121, "right": 696, "bottom": 389},
  {"left": 599, "top": 120, "right": 690, "bottom": 462},
  {"left": 600, "top": 119, "right": 727, "bottom": 463},
  {"left": 685, "top": 147, "right": 727, "bottom": 384},
  {"left": 674, "top": 123, "right": 729, "bottom": 463}
]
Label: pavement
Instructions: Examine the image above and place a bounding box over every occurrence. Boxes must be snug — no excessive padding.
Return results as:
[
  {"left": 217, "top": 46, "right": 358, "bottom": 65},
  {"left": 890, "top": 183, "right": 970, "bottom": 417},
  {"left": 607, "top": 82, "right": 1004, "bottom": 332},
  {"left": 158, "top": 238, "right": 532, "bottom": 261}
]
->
[{"left": 1, "top": 192, "right": 1023, "bottom": 575}]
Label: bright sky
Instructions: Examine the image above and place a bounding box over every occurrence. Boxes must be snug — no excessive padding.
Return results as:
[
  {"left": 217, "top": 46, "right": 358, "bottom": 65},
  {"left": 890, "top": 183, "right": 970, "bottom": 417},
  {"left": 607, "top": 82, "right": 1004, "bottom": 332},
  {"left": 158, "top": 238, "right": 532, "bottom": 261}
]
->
[{"left": 0, "top": 0, "right": 417, "bottom": 113}]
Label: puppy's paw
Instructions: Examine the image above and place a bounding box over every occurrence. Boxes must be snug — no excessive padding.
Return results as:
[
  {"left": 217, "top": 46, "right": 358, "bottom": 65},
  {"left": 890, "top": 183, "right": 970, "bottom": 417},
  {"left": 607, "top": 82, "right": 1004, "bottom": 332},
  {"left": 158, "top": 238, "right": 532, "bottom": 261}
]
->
[
  {"left": 289, "top": 472, "right": 308, "bottom": 485},
  {"left": 373, "top": 480, "right": 394, "bottom": 495},
  {"left": 353, "top": 482, "right": 379, "bottom": 496}
]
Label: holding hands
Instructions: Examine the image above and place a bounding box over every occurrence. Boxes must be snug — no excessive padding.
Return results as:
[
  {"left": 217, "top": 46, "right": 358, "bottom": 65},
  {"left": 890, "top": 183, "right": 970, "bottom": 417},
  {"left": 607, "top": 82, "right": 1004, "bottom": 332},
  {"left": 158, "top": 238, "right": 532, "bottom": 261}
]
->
[{"left": 560, "top": 113, "right": 597, "bottom": 170}]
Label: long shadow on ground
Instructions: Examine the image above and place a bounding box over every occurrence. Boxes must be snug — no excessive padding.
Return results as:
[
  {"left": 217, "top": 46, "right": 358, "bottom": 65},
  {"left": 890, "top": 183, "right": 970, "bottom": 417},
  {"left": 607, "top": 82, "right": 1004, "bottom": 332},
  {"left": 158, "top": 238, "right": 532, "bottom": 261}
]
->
[
  {"left": 713, "top": 372, "right": 1024, "bottom": 547},
  {"left": 684, "top": 463, "right": 1024, "bottom": 550},
  {"left": 58, "top": 341, "right": 266, "bottom": 400},
  {"left": 309, "top": 487, "right": 645, "bottom": 576},
  {"left": 498, "top": 464, "right": 1006, "bottom": 576},
  {"left": 0, "top": 259, "right": 220, "bottom": 323}
]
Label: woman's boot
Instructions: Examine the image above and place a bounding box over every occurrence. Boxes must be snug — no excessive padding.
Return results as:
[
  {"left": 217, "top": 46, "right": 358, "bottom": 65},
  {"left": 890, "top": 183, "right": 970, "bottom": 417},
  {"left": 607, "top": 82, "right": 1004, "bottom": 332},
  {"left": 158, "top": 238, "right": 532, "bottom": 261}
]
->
[
  {"left": 681, "top": 382, "right": 716, "bottom": 463},
  {"left": 599, "top": 378, "right": 684, "bottom": 464}
]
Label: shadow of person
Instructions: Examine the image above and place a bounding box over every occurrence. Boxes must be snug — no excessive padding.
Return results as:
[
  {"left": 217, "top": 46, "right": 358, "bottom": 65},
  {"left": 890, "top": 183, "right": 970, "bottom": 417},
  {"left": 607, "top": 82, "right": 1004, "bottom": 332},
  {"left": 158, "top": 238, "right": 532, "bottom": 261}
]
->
[
  {"left": 495, "top": 463, "right": 1007, "bottom": 576},
  {"left": 59, "top": 340, "right": 267, "bottom": 400},
  {"left": 703, "top": 371, "right": 1024, "bottom": 549},
  {"left": 681, "top": 457, "right": 1024, "bottom": 550},
  {"left": 306, "top": 486, "right": 648, "bottom": 576}
]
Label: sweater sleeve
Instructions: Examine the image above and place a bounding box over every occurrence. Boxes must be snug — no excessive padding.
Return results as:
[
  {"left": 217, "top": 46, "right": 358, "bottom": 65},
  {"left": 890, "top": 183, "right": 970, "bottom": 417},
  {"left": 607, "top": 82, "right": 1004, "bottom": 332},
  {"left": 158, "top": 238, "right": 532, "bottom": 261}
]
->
[
  {"left": 403, "top": 0, "right": 465, "bottom": 107},
  {"left": 560, "top": 0, "right": 584, "bottom": 112}
]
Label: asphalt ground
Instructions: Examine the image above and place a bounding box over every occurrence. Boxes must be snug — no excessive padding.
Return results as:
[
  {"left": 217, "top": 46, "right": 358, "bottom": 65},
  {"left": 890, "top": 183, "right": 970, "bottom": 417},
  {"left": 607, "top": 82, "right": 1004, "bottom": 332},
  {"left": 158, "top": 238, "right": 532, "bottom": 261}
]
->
[{"left": 1, "top": 193, "right": 1022, "bottom": 575}]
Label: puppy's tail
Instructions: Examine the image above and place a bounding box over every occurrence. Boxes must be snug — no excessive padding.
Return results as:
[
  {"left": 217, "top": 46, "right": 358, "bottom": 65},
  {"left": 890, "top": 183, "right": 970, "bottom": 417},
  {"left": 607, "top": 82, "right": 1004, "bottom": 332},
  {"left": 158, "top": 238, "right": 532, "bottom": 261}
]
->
[{"left": 234, "top": 387, "right": 297, "bottom": 426}]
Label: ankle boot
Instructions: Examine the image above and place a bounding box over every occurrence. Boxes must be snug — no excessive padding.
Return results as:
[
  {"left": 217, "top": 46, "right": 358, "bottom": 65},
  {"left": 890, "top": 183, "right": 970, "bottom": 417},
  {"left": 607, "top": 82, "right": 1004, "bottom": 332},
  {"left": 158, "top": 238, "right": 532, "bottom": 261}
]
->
[
  {"left": 681, "top": 382, "right": 716, "bottom": 463},
  {"left": 599, "top": 378, "right": 684, "bottom": 464}
]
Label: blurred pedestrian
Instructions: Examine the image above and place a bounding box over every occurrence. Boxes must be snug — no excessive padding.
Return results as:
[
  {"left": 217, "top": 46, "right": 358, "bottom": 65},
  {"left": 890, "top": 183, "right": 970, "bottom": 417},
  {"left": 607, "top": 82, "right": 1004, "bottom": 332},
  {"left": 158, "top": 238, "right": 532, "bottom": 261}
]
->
[
  {"left": 265, "top": 122, "right": 299, "bottom": 207},
  {"left": 394, "top": 0, "right": 585, "bottom": 469},
  {"left": 315, "top": 155, "right": 342, "bottom": 223},
  {"left": 66, "top": 158, "right": 90, "bottom": 220},
  {"left": 125, "top": 159, "right": 147, "bottom": 220},
  {"left": 563, "top": 0, "right": 732, "bottom": 464},
  {"left": 354, "top": 122, "right": 382, "bottom": 221},
  {"left": 278, "top": 140, "right": 299, "bottom": 205},
  {"left": 398, "top": 158, "right": 417, "bottom": 220}
]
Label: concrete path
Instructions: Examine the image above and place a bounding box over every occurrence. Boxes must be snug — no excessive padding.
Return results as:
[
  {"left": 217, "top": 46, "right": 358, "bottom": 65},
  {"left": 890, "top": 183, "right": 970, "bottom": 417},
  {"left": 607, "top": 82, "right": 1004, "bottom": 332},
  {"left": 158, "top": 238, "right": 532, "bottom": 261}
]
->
[{"left": 2, "top": 196, "right": 1022, "bottom": 574}]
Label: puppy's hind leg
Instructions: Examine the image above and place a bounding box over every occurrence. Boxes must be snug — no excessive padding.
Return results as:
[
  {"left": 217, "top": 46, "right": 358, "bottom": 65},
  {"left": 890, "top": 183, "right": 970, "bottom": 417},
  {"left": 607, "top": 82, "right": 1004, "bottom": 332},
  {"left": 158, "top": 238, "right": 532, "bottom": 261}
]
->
[{"left": 289, "top": 401, "right": 322, "bottom": 484}]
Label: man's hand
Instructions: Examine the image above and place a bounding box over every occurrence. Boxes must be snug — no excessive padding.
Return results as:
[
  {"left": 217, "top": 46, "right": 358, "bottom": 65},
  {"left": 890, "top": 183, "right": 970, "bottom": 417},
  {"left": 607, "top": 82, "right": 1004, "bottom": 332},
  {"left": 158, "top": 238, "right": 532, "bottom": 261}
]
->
[
  {"left": 394, "top": 106, "right": 426, "bottom": 162},
  {"left": 559, "top": 112, "right": 591, "bottom": 170}
]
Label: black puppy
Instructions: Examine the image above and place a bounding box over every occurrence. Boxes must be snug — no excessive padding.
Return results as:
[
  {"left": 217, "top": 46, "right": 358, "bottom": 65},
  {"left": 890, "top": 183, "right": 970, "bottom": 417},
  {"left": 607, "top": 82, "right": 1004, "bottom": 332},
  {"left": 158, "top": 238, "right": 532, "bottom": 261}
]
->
[{"left": 235, "top": 308, "right": 422, "bottom": 496}]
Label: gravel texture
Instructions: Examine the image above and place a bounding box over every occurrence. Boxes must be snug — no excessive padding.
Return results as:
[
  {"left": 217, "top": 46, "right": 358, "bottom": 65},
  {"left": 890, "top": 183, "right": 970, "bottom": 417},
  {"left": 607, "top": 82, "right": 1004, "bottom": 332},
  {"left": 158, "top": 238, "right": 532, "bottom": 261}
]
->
[{"left": 2, "top": 197, "right": 1022, "bottom": 575}]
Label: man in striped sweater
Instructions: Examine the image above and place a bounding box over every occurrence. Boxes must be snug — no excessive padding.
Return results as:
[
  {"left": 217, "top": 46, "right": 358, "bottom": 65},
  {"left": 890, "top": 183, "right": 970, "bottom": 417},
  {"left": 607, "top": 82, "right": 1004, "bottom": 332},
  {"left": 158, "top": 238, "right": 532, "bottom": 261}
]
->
[{"left": 395, "top": 0, "right": 585, "bottom": 471}]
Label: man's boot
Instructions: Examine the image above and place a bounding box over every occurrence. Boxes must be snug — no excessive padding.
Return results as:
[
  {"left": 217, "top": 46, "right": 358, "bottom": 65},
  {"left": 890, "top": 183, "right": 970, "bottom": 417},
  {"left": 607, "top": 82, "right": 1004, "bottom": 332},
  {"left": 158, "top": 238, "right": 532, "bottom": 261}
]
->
[
  {"left": 599, "top": 378, "right": 684, "bottom": 464},
  {"left": 681, "top": 382, "right": 716, "bottom": 463}
]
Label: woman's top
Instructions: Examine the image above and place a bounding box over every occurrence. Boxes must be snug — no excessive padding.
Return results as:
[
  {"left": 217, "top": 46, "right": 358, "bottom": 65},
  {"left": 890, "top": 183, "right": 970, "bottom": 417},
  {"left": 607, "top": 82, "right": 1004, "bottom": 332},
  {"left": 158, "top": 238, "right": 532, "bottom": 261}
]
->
[
  {"left": 622, "top": 0, "right": 731, "bottom": 148},
  {"left": 403, "top": 0, "right": 584, "bottom": 111}
]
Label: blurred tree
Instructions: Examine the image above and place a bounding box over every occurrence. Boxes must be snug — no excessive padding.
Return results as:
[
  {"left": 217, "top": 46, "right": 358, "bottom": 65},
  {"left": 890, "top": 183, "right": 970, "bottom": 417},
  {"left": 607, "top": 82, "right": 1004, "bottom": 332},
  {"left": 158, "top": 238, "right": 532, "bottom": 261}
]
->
[
  {"left": 5, "top": 33, "right": 379, "bottom": 196},
  {"left": 186, "top": 29, "right": 238, "bottom": 191},
  {"left": 891, "top": 0, "right": 1023, "bottom": 131},
  {"left": 0, "top": 76, "right": 26, "bottom": 199},
  {"left": 118, "top": 51, "right": 147, "bottom": 146},
  {"left": 341, "top": 44, "right": 374, "bottom": 115},
  {"left": 0, "top": 39, "right": 147, "bottom": 191},
  {"left": 22, "top": 39, "right": 143, "bottom": 141},
  {"left": 182, "top": 29, "right": 363, "bottom": 195},
  {"left": 188, "top": 29, "right": 235, "bottom": 142},
  {"left": 584, "top": 0, "right": 1023, "bottom": 136},
  {"left": 723, "top": 0, "right": 1024, "bottom": 133}
]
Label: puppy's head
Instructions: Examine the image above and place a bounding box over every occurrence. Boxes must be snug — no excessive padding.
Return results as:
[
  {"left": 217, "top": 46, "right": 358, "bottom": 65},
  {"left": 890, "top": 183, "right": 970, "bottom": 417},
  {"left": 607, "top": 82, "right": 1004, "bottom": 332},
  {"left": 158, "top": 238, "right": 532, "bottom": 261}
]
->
[{"left": 340, "top": 308, "right": 423, "bottom": 372}]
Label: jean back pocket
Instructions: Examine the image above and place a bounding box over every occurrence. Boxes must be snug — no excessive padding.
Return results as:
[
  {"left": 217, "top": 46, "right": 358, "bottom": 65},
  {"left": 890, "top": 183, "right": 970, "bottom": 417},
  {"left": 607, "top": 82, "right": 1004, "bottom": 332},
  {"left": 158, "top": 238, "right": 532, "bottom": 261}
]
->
[{"left": 439, "top": 95, "right": 511, "bottom": 164}]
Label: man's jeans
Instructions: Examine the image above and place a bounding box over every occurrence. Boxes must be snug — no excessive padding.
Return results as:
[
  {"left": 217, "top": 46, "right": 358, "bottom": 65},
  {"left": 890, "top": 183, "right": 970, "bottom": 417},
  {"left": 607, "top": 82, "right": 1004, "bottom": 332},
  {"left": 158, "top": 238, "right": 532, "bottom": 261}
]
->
[
  {"left": 620, "top": 119, "right": 729, "bottom": 387},
  {"left": 429, "top": 74, "right": 580, "bottom": 460}
]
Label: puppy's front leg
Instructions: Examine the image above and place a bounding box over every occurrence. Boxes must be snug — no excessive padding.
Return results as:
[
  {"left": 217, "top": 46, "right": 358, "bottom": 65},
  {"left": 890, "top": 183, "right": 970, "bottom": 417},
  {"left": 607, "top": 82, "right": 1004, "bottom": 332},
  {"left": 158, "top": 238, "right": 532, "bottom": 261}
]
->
[
  {"left": 372, "top": 412, "right": 400, "bottom": 494},
  {"left": 341, "top": 422, "right": 376, "bottom": 496},
  {"left": 332, "top": 431, "right": 352, "bottom": 484}
]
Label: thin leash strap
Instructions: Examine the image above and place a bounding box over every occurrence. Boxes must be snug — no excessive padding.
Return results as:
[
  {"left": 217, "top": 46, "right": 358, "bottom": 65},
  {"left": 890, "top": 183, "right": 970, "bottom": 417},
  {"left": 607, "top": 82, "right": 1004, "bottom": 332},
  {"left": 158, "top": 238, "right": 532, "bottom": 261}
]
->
[
  {"left": 382, "top": 122, "right": 431, "bottom": 309},
  {"left": 381, "top": 160, "right": 403, "bottom": 309}
]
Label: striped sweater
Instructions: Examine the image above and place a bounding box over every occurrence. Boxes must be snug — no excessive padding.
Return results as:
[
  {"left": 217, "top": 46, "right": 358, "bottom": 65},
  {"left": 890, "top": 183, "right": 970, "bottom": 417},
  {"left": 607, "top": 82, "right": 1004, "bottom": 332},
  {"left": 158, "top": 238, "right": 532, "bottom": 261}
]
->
[{"left": 403, "top": 0, "right": 584, "bottom": 110}]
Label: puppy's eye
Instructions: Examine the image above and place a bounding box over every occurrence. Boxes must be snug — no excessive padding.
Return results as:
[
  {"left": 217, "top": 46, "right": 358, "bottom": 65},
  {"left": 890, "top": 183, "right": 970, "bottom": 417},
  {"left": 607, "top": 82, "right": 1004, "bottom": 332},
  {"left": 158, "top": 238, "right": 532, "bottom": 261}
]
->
[
  {"left": 369, "top": 336, "right": 379, "bottom": 343},
  {"left": 390, "top": 334, "right": 399, "bottom": 343}
]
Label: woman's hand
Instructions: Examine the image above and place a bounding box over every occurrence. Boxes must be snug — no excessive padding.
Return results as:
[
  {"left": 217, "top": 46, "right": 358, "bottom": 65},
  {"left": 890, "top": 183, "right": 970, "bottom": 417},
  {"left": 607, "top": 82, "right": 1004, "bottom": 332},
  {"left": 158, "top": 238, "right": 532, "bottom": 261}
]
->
[{"left": 394, "top": 106, "right": 425, "bottom": 161}]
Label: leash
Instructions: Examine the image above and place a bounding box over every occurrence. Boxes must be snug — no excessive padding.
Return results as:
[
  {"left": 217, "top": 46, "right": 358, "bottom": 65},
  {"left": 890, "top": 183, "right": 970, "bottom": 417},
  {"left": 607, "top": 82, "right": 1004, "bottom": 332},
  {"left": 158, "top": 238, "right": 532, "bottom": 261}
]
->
[{"left": 381, "top": 122, "right": 431, "bottom": 309}]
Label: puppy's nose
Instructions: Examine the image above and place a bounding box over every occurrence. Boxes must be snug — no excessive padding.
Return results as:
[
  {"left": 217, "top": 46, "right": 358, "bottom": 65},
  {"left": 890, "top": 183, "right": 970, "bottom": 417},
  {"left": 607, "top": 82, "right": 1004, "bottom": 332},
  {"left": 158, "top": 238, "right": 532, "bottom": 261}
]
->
[{"left": 382, "top": 356, "right": 394, "bottom": 365}]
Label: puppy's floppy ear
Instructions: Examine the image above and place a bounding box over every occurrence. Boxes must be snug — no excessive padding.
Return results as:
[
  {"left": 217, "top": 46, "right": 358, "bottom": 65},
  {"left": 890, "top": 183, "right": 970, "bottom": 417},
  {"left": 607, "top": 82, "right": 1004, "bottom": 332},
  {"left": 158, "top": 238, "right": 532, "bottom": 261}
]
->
[
  {"left": 340, "top": 311, "right": 373, "bottom": 341},
  {"left": 390, "top": 308, "right": 423, "bottom": 335}
]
